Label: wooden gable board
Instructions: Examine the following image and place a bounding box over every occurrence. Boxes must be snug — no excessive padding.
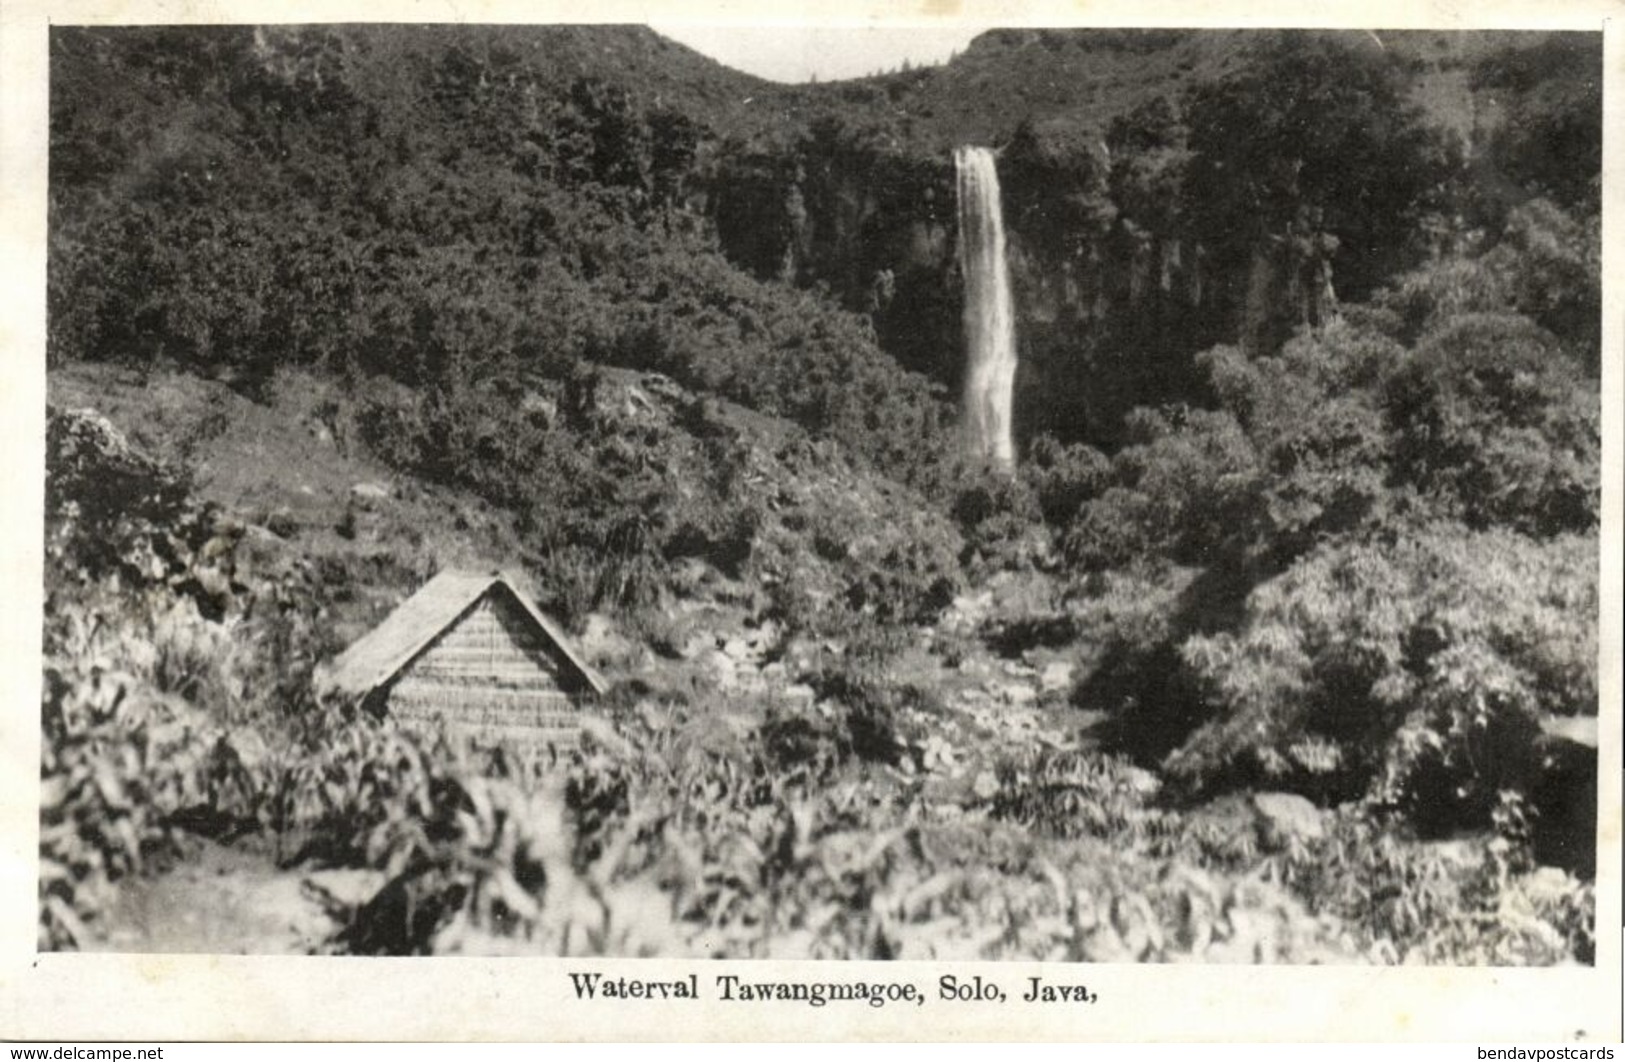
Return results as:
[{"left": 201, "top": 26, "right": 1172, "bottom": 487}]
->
[
  {"left": 316, "top": 569, "right": 608, "bottom": 706},
  {"left": 387, "top": 590, "right": 584, "bottom": 743}
]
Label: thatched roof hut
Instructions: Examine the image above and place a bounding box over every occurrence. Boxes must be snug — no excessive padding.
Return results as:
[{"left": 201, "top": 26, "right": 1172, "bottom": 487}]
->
[{"left": 316, "top": 569, "right": 607, "bottom": 746}]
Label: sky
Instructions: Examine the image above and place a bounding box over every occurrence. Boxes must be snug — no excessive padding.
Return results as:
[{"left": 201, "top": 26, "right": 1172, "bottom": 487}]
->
[{"left": 648, "top": 24, "right": 989, "bottom": 83}]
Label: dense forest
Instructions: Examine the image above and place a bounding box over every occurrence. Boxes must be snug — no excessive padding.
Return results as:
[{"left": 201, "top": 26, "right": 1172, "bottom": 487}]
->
[{"left": 42, "top": 26, "right": 1600, "bottom": 962}]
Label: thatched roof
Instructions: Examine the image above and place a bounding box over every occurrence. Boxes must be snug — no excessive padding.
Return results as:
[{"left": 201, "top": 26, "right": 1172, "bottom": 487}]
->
[{"left": 315, "top": 569, "right": 608, "bottom": 699}]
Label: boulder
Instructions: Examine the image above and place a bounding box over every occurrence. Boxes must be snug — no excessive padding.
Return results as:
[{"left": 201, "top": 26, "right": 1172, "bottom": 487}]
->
[
  {"left": 995, "top": 682, "right": 1037, "bottom": 708},
  {"left": 576, "top": 613, "right": 637, "bottom": 671},
  {"left": 781, "top": 683, "right": 816, "bottom": 707},
  {"left": 1251, "top": 792, "right": 1326, "bottom": 846},
  {"left": 676, "top": 630, "right": 713, "bottom": 661},
  {"left": 519, "top": 392, "right": 557, "bottom": 425},
  {"left": 350, "top": 482, "right": 391, "bottom": 505},
  {"left": 1039, "top": 661, "right": 1075, "bottom": 693}
]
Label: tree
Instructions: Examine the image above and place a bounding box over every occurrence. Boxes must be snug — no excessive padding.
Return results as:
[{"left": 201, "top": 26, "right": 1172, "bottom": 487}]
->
[
  {"left": 1171, "top": 527, "right": 1596, "bottom": 825},
  {"left": 1001, "top": 116, "right": 1117, "bottom": 255},
  {"left": 1386, "top": 313, "right": 1599, "bottom": 536},
  {"left": 1182, "top": 33, "right": 1454, "bottom": 350},
  {"left": 1471, "top": 34, "right": 1602, "bottom": 217}
]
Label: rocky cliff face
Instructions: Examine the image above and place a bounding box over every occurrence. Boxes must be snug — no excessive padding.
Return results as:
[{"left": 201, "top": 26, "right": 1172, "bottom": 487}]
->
[
  {"left": 709, "top": 142, "right": 962, "bottom": 393},
  {"left": 707, "top": 137, "right": 1338, "bottom": 452}
]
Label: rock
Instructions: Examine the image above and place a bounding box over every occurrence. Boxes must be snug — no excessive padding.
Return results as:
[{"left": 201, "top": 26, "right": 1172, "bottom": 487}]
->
[
  {"left": 350, "top": 482, "right": 391, "bottom": 505},
  {"left": 224, "top": 727, "right": 271, "bottom": 772},
  {"left": 675, "top": 630, "right": 714, "bottom": 661},
  {"left": 577, "top": 613, "right": 636, "bottom": 670},
  {"left": 1532, "top": 729, "right": 1598, "bottom": 876},
  {"left": 195, "top": 566, "right": 234, "bottom": 601},
  {"left": 1039, "top": 661, "right": 1075, "bottom": 693},
  {"left": 705, "top": 649, "right": 748, "bottom": 690},
  {"left": 721, "top": 636, "right": 752, "bottom": 661},
  {"left": 947, "top": 590, "right": 994, "bottom": 625},
  {"left": 1251, "top": 792, "right": 1326, "bottom": 845},
  {"left": 996, "top": 682, "right": 1037, "bottom": 708},
  {"left": 519, "top": 392, "right": 556, "bottom": 425},
  {"left": 626, "top": 386, "right": 655, "bottom": 413},
  {"left": 1538, "top": 714, "right": 1597, "bottom": 749},
  {"left": 1523, "top": 866, "right": 1581, "bottom": 900},
  {"left": 304, "top": 868, "right": 387, "bottom": 911},
  {"left": 1122, "top": 766, "right": 1161, "bottom": 797}
]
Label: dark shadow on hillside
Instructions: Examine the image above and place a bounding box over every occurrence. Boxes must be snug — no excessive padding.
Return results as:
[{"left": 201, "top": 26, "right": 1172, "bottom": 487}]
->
[{"left": 1073, "top": 555, "right": 1269, "bottom": 771}]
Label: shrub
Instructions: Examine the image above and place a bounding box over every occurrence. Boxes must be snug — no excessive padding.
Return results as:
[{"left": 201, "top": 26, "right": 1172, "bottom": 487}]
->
[
  {"left": 985, "top": 748, "right": 1173, "bottom": 841},
  {"left": 1282, "top": 800, "right": 1594, "bottom": 964},
  {"left": 1378, "top": 200, "right": 1600, "bottom": 362},
  {"left": 949, "top": 463, "right": 1046, "bottom": 571},
  {"left": 1183, "top": 31, "right": 1452, "bottom": 306},
  {"left": 1170, "top": 527, "right": 1597, "bottom": 824},
  {"left": 1386, "top": 313, "right": 1599, "bottom": 536},
  {"left": 1063, "top": 407, "right": 1261, "bottom": 571},
  {"left": 1066, "top": 563, "right": 1210, "bottom": 763},
  {"left": 1023, "top": 434, "right": 1113, "bottom": 529}
]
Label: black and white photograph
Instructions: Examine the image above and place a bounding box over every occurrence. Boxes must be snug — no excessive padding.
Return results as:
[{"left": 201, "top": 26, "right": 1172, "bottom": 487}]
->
[{"left": 4, "top": 1, "right": 1619, "bottom": 1042}]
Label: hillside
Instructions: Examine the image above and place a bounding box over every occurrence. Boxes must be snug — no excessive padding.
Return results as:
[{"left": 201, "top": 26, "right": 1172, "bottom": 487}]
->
[
  {"left": 700, "top": 27, "right": 1600, "bottom": 442},
  {"left": 718, "top": 29, "right": 1546, "bottom": 150},
  {"left": 41, "top": 24, "right": 1601, "bottom": 963}
]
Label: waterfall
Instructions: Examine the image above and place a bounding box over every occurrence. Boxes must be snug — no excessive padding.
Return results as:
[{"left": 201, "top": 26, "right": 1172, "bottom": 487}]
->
[{"left": 955, "top": 145, "right": 1017, "bottom": 468}]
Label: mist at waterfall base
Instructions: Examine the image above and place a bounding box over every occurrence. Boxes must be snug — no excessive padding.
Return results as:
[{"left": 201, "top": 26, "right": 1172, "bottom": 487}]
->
[{"left": 955, "top": 145, "right": 1019, "bottom": 469}]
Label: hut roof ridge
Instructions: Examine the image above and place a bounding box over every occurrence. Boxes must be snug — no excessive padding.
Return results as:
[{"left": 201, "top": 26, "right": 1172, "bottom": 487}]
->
[{"left": 316, "top": 568, "right": 607, "bottom": 698}]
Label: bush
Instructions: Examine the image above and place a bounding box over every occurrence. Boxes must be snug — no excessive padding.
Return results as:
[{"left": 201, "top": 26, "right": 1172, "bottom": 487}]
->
[
  {"left": 1170, "top": 527, "right": 1596, "bottom": 824},
  {"left": 1471, "top": 34, "right": 1602, "bottom": 216},
  {"left": 1378, "top": 200, "right": 1600, "bottom": 362},
  {"left": 1023, "top": 434, "right": 1113, "bottom": 528},
  {"left": 949, "top": 463, "right": 1046, "bottom": 571},
  {"left": 1386, "top": 313, "right": 1599, "bottom": 536},
  {"left": 1063, "top": 407, "right": 1261, "bottom": 571},
  {"left": 1282, "top": 800, "right": 1594, "bottom": 964},
  {"left": 1200, "top": 326, "right": 1403, "bottom": 556}
]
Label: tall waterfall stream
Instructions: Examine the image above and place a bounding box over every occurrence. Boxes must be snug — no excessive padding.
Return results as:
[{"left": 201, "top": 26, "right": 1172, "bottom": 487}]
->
[{"left": 955, "top": 145, "right": 1018, "bottom": 468}]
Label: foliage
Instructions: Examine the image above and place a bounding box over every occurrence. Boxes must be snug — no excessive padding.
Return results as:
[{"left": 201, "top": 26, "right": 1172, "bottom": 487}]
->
[
  {"left": 1171, "top": 528, "right": 1596, "bottom": 820},
  {"left": 39, "top": 642, "right": 213, "bottom": 949},
  {"left": 40, "top": 25, "right": 1600, "bottom": 968},
  {"left": 1022, "top": 434, "right": 1113, "bottom": 528},
  {"left": 1470, "top": 34, "right": 1602, "bottom": 216},
  {"left": 1280, "top": 797, "right": 1594, "bottom": 965},
  {"left": 1105, "top": 96, "right": 1193, "bottom": 238},
  {"left": 1379, "top": 199, "right": 1600, "bottom": 364},
  {"left": 1386, "top": 313, "right": 1599, "bottom": 535},
  {"left": 1062, "top": 407, "right": 1260, "bottom": 571},
  {"left": 1183, "top": 32, "right": 1453, "bottom": 303},
  {"left": 1050, "top": 299, "right": 1596, "bottom": 565},
  {"left": 1045, "top": 292, "right": 1597, "bottom": 847},
  {"left": 949, "top": 462, "right": 1047, "bottom": 572},
  {"left": 1002, "top": 116, "right": 1116, "bottom": 252},
  {"left": 40, "top": 508, "right": 1592, "bottom": 963},
  {"left": 49, "top": 26, "right": 957, "bottom": 507}
]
